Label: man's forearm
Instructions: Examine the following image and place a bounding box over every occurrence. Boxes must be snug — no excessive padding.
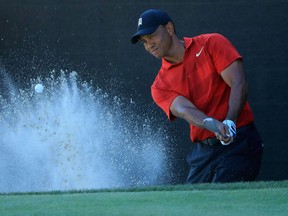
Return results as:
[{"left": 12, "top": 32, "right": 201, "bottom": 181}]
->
[
  {"left": 226, "top": 82, "right": 248, "bottom": 122},
  {"left": 170, "top": 95, "right": 207, "bottom": 128}
]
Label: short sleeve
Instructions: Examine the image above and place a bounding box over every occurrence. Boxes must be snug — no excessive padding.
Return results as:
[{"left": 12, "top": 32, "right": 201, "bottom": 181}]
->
[
  {"left": 151, "top": 85, "right": 178, "bottom": 121},
  {"left": 206, "top": 33, "right": 242, "bottom": 74}
]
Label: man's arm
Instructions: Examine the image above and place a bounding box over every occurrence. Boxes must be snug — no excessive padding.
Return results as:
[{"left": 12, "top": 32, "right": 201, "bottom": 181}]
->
[
  {"left": 170, "top": 95, "right": 207, "bottom": 128},
  {"left": 169, "top": 59, "right": 246, "bottom": 142},
  {"left": 221, "top": 59, "right": 248, "bottom": 122},
  {"left": 170, "top": 95, "right": 231, "bottom": 142}
]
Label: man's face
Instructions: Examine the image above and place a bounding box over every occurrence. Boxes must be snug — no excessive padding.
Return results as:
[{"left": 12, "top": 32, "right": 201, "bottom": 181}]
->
[{"left": 139, "top": 25, "right": 172, "bottom": 59}]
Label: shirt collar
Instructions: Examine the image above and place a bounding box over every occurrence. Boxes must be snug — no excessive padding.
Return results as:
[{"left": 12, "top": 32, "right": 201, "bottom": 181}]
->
[{"left": 161, "top": 37, "right": 193, "bottom": 70}]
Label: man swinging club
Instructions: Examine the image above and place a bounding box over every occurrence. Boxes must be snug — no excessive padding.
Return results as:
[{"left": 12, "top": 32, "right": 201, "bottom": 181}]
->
[{"left": 131, "top": 9, "right": 263, "bottom": 183}]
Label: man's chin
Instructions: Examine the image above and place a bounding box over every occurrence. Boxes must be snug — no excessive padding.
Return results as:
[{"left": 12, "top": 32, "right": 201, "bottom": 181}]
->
[{"left": 152, "top": 53, "right": 163, "bottom": 59}]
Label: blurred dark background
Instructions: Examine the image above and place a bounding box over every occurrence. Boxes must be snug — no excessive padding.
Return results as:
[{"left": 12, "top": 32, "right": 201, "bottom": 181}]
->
[{"left": 0, "top": 0, "right": 287, "bottom": 184}]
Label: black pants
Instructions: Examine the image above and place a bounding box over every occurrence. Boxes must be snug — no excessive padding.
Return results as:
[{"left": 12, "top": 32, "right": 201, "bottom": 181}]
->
[{"left": 186, "top": 123, "right": 264, "bottom": 183}]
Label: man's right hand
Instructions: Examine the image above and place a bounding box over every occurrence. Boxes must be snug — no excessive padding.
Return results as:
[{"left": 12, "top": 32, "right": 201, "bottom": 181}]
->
[{"left": 203, "top": 117, "right": 233, "bottom": 144}]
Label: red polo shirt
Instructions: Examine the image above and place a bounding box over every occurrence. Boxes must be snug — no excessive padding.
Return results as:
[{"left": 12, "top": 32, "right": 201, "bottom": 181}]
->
[{"left": 151, "top": 33, "right": 254, "bottom": 142}]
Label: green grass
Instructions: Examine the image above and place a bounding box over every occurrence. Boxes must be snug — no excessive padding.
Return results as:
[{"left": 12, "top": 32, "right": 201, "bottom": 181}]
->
[{"left": 0, "top": 181, "right": 287, "bottom": 216}]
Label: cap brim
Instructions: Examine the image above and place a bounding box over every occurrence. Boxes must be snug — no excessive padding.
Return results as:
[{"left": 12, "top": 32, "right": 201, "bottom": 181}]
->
[{"left": 130, "top": 26, "right": 159, "bottom": 44}]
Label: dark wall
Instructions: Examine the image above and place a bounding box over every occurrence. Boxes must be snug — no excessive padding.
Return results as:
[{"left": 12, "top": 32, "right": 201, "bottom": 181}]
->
[{"left": 0, "top": 0, "right": 287, "bottom": 183}]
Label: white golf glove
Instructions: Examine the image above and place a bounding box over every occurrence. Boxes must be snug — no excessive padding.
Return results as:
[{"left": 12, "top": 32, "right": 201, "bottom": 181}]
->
[{"left": 221, "top": 120, "right": 236, "bottom": 145}]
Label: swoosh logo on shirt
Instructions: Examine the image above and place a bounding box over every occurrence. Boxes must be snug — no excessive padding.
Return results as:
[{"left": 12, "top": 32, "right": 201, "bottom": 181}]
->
[{"left": 196, "top": 47, "right": 204, "bottom": 57}]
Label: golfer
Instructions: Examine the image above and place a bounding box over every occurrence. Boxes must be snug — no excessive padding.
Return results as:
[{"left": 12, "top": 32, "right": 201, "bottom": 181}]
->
[{"left": 131, "top": 9, "right": 263, "bottom": 183}]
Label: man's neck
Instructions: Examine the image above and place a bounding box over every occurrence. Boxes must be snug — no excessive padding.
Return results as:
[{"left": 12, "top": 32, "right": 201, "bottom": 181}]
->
[{"left": 164, "top": 38, "right": 185, "bottom": 64}]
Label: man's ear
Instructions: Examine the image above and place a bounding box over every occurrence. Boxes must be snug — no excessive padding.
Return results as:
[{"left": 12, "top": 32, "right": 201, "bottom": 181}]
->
[{"left": 165, "top": 22, "right": 175, "bottom": 35}]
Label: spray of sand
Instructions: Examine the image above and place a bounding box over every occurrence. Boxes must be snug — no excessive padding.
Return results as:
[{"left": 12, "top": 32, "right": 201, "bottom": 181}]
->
[{"left": 0, "top": 69, "right": 169, "bottom": 193}]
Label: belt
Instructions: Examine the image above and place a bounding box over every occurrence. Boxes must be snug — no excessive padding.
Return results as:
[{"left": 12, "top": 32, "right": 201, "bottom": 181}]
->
[
  {"left": 197, "top": 123, "right": 255, "bottom": 146},
  {"left": 198, "top": 138, "right": 220, "bottom": 146}
]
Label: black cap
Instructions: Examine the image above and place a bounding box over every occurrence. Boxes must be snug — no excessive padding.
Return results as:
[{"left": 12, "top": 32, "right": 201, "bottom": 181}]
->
[{"left": 131, "top": 9, "right": 172, "bottom": 44}]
